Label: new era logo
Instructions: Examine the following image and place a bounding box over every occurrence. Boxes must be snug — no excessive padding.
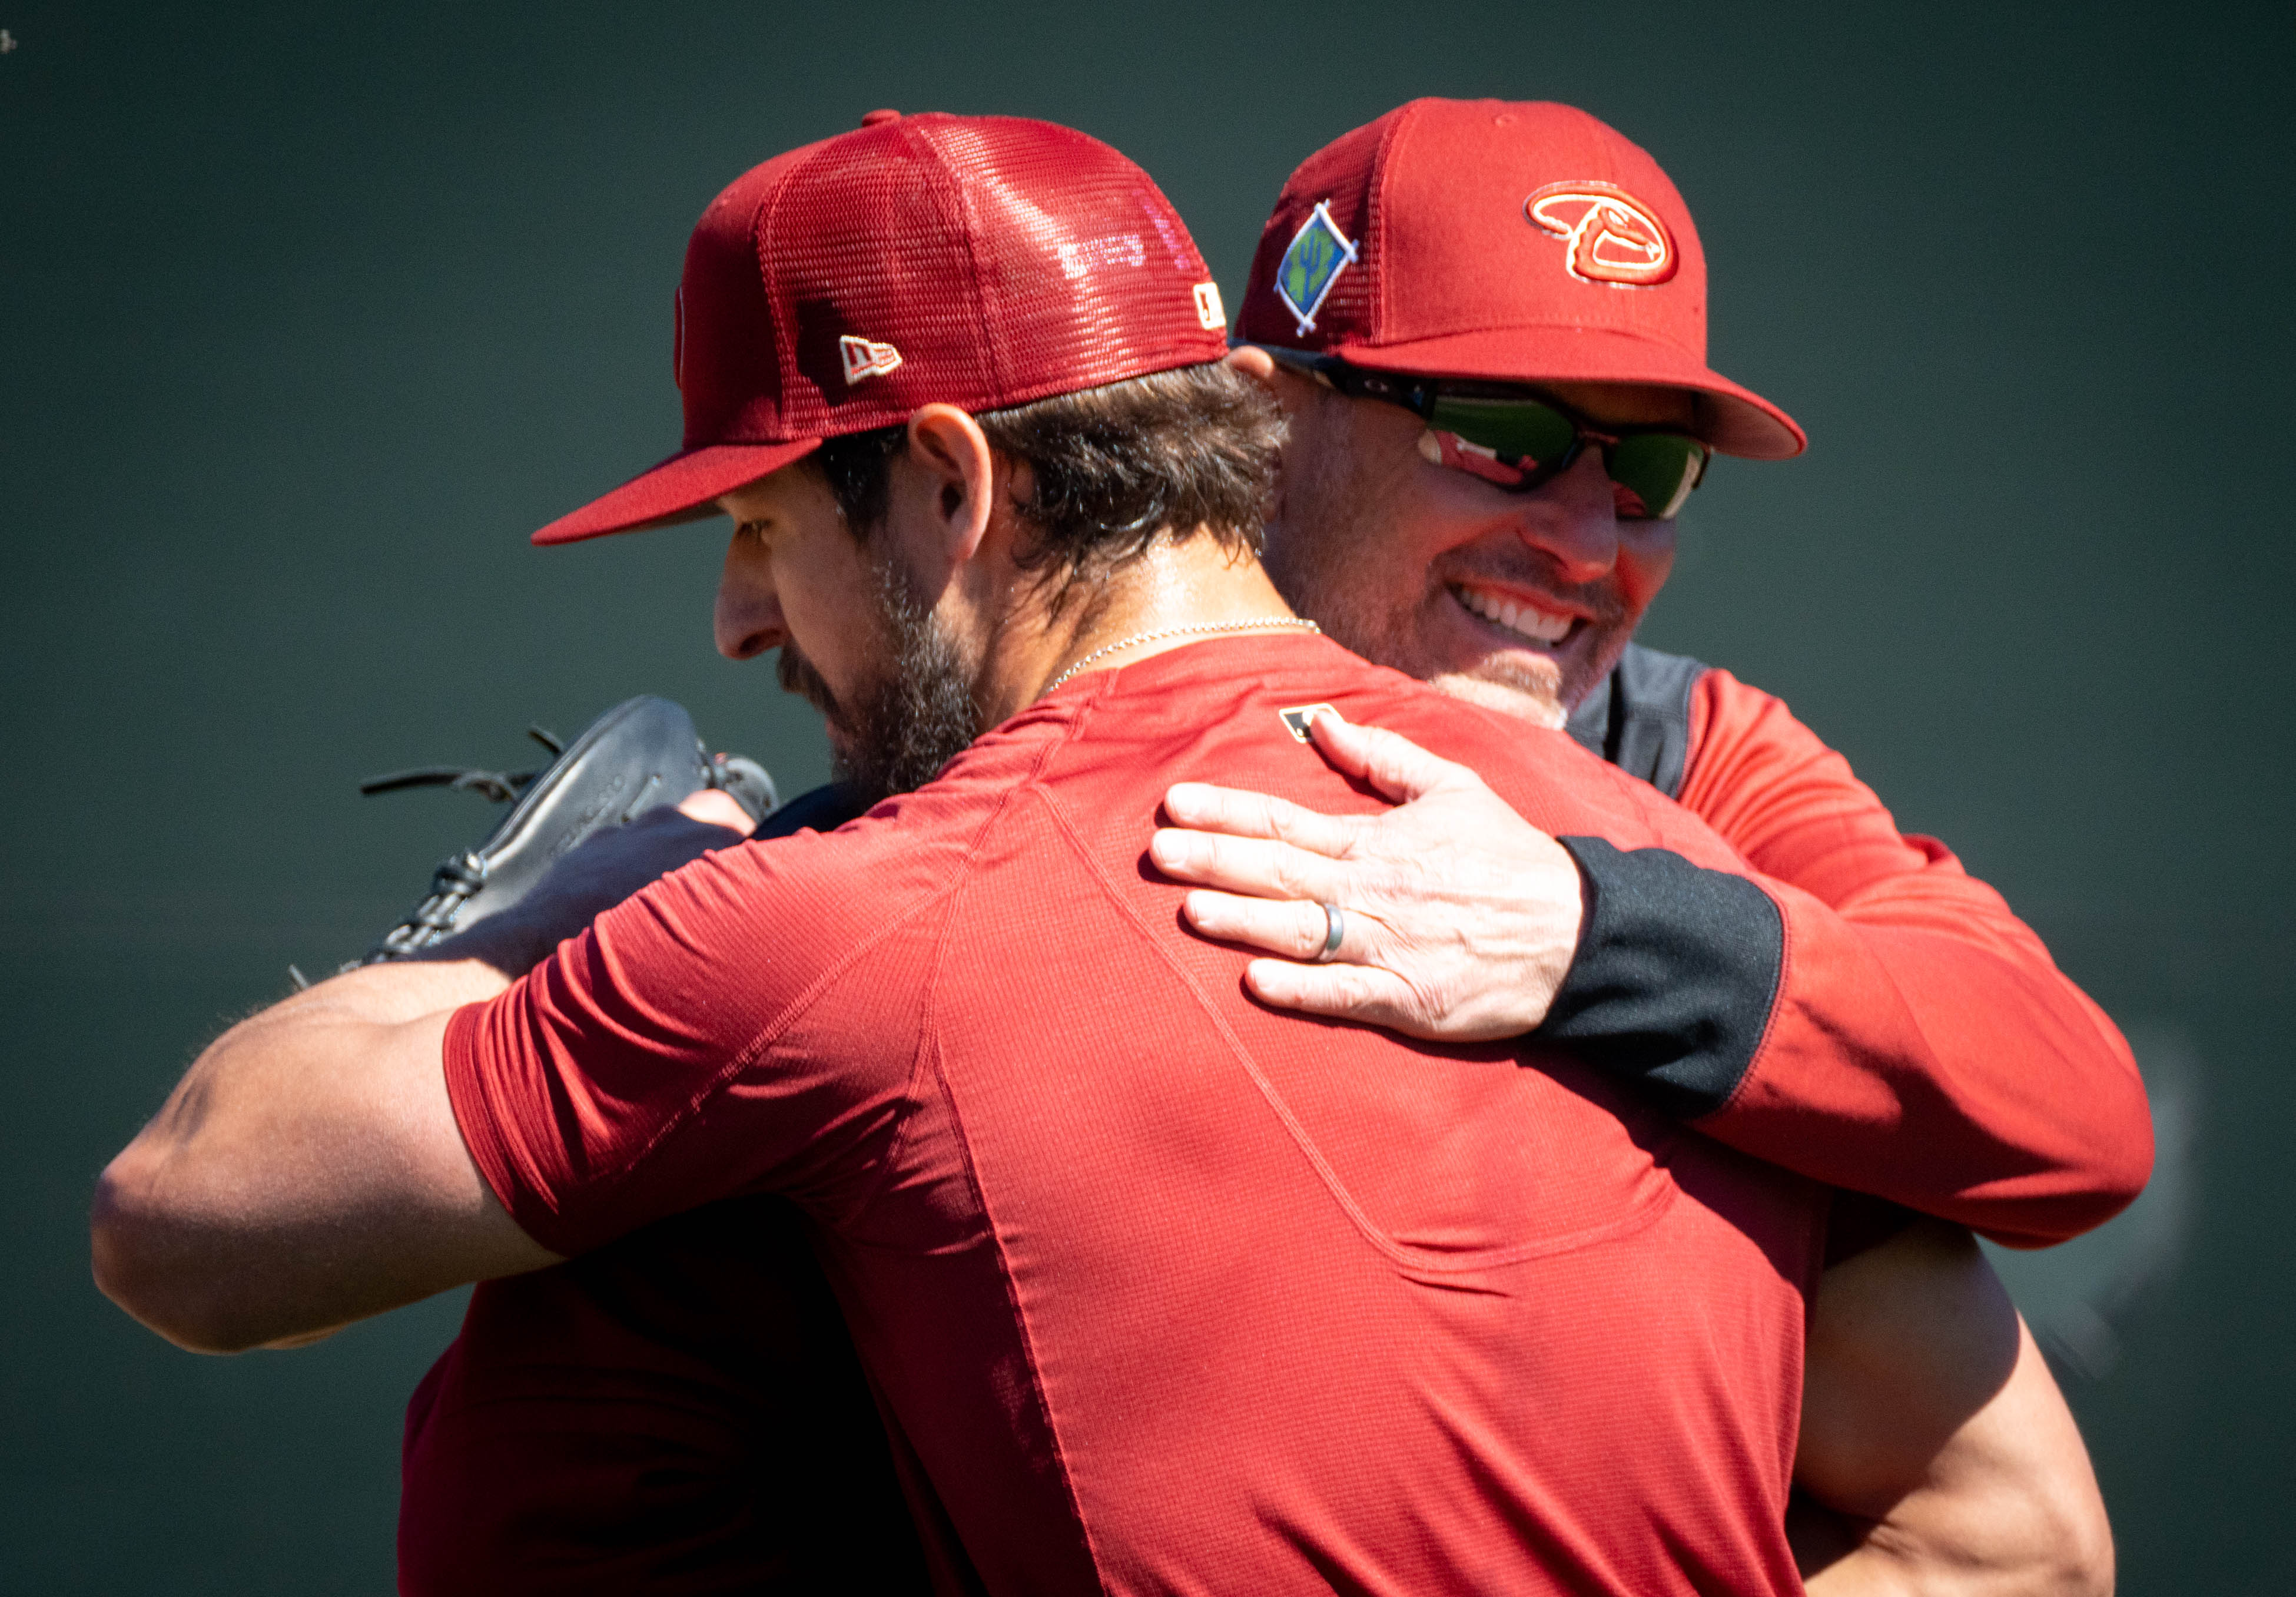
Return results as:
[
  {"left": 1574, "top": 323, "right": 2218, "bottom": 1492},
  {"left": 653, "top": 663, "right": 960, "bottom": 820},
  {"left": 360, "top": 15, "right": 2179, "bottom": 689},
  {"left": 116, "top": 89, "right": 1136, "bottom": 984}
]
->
[{"left": 840, "top": 334, "right": 903, "bottom": 385}]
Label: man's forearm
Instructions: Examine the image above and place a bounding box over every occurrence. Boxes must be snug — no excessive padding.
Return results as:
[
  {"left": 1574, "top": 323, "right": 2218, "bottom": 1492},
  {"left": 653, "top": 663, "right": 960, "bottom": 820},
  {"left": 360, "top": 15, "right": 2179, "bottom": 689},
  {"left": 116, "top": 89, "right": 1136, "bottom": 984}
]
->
[
  {"left": 1794, "top": 1221, "right": 2113, "bottom": 1596},
  {"left": 1794, "top": 1323, "right": 2114, "bottom": 1596},
  {"left": 91, "top": 957, "right": 552, "bottom": 1353},
  {"left": 1544, "top": 841, "right": 2152, "bottom": 1245},
  {"left": 91, "top": 800, "right": 765, "bottom": 1355},
  {"left": 1670, "top": 670, "right": 2152, "bottom": 1244},
  {"left": 1150, "top": 712, "right": 2152, "bottom": 1243}
]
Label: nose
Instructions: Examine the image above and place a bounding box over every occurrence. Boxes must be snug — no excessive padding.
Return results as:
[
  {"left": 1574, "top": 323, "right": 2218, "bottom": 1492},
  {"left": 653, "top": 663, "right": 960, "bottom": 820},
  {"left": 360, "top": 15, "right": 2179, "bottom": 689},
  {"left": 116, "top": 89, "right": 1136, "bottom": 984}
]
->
[
  {"left": 714, "top": 535, "right": 784, "bottom": 661},
  {"left": 1512, "top": 449, "right": 1620, "bottom": 585}
]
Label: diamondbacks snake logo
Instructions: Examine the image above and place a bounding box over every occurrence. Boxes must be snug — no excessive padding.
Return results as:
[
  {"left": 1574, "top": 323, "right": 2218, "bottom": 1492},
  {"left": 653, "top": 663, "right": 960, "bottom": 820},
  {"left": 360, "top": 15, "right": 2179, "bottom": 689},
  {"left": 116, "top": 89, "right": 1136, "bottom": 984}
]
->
[{"left": 1525, "top": 183, "right": 1677, "bottom": 286}]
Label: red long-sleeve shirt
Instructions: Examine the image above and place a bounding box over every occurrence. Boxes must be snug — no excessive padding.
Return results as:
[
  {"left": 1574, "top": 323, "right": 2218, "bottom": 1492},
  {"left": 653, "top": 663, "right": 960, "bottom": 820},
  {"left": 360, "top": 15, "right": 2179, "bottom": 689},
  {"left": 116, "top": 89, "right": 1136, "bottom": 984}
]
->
[{"left": 1551, "top": 648, "right": 2151, "bottom": 1245}]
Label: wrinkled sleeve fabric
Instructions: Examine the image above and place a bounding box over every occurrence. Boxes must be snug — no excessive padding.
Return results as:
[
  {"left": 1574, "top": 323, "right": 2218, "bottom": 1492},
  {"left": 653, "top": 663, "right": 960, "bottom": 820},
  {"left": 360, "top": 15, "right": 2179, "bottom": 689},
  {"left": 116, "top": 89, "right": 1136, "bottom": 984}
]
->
[
  {"left": 443, "top": 835, "right": 925, "bottom": 1258},
  {"left": 1547, "top": 668, "right": 2150, "bottom": 1246}
]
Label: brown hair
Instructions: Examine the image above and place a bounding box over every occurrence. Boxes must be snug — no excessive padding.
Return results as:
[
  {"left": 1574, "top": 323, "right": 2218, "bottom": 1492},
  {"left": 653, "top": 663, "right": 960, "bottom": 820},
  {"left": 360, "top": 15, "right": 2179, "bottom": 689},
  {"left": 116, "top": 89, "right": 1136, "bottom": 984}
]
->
[{"left": 812, "top": 359, "right": 1283, "bottom": 600}]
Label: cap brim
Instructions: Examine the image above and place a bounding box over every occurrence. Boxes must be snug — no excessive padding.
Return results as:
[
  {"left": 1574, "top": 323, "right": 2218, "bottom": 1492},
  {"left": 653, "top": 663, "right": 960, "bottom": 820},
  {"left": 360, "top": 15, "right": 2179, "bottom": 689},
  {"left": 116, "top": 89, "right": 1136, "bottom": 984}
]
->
[
  {"left": 1323, "top": 327, "right": 1804, "bottom": 460},
  {"left": 530, "top": 439, "right": 825, "bottom": 546}
]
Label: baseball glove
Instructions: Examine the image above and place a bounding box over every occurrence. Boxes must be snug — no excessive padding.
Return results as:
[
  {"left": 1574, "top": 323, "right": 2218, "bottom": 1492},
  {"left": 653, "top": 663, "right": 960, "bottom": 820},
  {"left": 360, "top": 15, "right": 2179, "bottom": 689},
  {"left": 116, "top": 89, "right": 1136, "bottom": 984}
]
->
[{"left": 319, "top": 695, "right": 777, "bottom": 978}]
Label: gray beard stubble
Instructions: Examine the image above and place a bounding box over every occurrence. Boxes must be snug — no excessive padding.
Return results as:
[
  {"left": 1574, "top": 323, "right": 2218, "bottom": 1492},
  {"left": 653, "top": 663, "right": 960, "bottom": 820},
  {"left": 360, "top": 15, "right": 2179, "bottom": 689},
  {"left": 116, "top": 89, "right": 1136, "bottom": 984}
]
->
[{"left": 1262, "top": 420, "right": 1631, "bottom": 720}]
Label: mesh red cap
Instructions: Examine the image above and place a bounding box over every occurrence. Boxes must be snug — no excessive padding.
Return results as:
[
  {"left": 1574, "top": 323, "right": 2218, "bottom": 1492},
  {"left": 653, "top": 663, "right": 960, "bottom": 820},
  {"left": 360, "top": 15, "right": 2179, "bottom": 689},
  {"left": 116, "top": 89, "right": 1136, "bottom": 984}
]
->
[
  {"left": 534, "top": 112, "right": 1231, "bottom": 545},
  {"left": 1237, "top": 100, "right": 1804, "bottom": 459}
]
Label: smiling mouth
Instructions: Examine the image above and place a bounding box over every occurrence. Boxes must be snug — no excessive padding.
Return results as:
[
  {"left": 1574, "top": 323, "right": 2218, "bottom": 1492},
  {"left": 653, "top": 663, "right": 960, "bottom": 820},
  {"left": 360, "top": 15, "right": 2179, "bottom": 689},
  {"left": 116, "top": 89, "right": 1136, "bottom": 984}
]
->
[{"left": 1450, "top": 583, "right": 1577, "bottom": 648}]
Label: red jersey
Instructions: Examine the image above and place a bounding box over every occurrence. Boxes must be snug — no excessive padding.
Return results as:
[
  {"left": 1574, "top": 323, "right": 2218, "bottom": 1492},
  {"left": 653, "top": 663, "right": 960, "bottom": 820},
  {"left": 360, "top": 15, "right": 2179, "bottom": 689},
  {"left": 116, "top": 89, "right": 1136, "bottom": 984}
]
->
[
  {"left": 400, "top": 640, "right": 2155, "bottom": 1593},
  {"left": 442, "top": 635, "right": 1825, "bottom": 1596}
]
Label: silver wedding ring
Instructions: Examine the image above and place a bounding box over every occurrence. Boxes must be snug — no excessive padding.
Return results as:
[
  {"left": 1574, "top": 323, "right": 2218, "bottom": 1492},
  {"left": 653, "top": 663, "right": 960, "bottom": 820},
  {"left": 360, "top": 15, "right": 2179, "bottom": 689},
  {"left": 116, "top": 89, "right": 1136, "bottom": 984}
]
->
[{"left": 1315, "top": 902, "right": 1345, "bottom": 962}]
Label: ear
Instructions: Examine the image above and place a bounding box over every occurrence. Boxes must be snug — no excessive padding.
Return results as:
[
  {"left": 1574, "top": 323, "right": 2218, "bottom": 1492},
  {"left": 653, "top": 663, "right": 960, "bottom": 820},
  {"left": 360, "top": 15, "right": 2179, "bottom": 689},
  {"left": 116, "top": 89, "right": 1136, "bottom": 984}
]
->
[
  {"left": 904, "top": 404, "right": 997, "bottom": 564},
  {"left": 1223, "top": 344, "right": 1276, "bottom": 384},
  {"left": 1226, "top": 343, "right": 1315, "bottom": 422}
]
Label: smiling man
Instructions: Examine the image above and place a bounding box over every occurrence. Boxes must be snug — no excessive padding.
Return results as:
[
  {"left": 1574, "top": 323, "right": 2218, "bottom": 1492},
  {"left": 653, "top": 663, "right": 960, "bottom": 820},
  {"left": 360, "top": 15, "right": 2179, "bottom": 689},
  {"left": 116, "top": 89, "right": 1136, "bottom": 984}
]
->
[
  {"left": 1150, "top": 100, "right": 2154, "bottom": 1239},
  {"left": 93, "top": 112, "right": 1924, "bottom": 1597},
  {"left": 1256, "top": 351, "right": 1691, "bottom": 723},
  {"left": 89, "top": 106, "right": 2140, "bottom": 1597},
  {"left": 1146, "top": 98, "right": 2145, "bottom": 1586}
]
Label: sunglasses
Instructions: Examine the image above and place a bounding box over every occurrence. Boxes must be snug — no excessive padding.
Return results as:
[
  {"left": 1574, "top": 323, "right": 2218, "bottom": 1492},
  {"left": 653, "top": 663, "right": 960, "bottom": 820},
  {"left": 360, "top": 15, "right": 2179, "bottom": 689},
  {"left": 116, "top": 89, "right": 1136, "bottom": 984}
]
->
[{"left": 1265, "top": 347, "right": 1711, "bottom": 521}]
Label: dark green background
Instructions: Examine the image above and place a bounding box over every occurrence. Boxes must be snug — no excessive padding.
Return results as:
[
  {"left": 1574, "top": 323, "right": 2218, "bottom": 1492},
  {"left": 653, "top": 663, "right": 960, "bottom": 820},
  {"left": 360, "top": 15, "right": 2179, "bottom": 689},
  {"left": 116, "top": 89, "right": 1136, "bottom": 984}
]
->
[{"left": 5, "top": 3, "right": 2290, "bottom": 1589}]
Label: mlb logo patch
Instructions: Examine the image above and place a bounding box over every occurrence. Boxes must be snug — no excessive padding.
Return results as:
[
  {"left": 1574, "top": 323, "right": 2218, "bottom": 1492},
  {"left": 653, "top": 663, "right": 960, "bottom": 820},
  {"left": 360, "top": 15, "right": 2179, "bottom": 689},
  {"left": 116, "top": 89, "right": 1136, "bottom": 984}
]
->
[{"left": 1273, "top": 200, "right": 1358, "bottom": 336}]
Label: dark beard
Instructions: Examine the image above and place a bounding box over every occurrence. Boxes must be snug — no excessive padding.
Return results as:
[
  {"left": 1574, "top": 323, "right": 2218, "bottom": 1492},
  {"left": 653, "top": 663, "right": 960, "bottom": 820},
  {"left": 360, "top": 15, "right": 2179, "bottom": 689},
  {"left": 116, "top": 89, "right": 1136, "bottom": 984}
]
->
[{"left": 781, "top": 552, "right": 983, "bottom": 808}]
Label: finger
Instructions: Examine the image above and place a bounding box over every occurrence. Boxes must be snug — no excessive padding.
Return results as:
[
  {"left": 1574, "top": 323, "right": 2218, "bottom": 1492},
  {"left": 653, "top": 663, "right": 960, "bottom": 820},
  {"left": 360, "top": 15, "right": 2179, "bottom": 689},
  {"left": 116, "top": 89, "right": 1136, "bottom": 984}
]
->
[
  {"left": 1180, "top": 889, "right": 1343, "bottom": 961},
  {"left": 1307, "top": 711, "right": 1484, "bottom": 804},
  {"left": 1240, "top": 957, "right": 1444, "bottom": 1041},
  {"left": 675, "top": 788, "right": 757, "bottom": 835},
  {"left": 1149, "top": 829, "right": 1337, "bottom": 902},
  {"left": 1161, "top": 781, "right": 1359, "bottom": 857}
]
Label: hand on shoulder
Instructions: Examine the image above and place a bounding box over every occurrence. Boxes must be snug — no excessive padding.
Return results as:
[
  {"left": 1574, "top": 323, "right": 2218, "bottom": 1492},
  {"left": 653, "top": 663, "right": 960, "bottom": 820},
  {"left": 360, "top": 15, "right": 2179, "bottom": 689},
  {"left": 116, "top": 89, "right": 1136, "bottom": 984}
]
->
[{"left": 1149, "top": 710, "right": 1584, "bottom": 1042}]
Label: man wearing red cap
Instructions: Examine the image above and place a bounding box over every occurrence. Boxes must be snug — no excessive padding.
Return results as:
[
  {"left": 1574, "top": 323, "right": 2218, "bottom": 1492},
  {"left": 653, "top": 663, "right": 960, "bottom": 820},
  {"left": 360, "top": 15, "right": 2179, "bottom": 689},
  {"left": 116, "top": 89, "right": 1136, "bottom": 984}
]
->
[
  {"left": 91, "top": 110, "right": 2101, "bottom": 1597},
  {"left": 1164, "top": 97, "right": 2151, "bottom": 1235},
  {"left": 1150, "top": 97, "right": 2142, "bottom": 1583}
]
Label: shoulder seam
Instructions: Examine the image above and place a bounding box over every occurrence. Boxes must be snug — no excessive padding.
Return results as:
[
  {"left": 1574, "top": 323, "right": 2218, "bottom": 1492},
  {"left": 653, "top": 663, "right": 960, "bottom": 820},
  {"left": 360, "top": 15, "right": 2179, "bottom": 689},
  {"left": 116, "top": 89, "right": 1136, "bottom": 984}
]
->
[
  {"left": 853, "top": 722, "right": 1081, "bottom": 1225},
  {"left": 590, "top": 784, "right": 1027, "bottom": 1201},
  {"left": 911, "top": 714, "right": 1113, "bottom": 1583}
]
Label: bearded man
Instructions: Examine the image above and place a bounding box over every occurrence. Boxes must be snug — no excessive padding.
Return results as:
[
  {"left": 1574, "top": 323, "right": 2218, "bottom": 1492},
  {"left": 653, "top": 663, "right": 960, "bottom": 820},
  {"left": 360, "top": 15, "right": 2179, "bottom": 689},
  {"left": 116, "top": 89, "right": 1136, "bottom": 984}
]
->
[{"left": 98, "top": 106, "right": 2112, "bottom": 1590}]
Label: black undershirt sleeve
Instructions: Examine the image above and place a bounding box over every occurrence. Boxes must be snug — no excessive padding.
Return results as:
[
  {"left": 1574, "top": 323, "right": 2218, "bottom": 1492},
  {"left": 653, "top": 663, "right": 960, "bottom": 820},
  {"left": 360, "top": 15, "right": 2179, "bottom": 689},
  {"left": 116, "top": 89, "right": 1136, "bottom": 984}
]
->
[
  {"left": 754, "top": 782, "right": 870, "bottom": 840},
  {"left": 1539, "top": 836, "right": 1785, "bottom": 1119}
]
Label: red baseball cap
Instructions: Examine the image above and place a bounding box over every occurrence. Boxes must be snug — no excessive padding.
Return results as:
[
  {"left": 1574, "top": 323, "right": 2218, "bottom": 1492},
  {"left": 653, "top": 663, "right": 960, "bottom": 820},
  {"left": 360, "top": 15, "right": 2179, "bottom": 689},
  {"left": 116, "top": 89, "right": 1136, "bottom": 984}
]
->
[
  {"left": 1237, "top": 100, "right": 1804, "bottom": 459},
  {"left": 533, "top": 111, "right": 1231, "bottom": 545}
]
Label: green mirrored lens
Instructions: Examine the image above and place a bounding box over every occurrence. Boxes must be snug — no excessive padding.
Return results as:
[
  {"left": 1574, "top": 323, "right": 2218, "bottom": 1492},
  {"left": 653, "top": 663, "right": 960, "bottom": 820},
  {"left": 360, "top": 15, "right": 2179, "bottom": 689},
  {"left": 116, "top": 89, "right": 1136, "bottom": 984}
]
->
[
  {"left": 1605, "top": 433, "right": 1707, "bottom": 520},
  {"left": 1425, "top": 396, "right": 1578, "bottom": 475}
]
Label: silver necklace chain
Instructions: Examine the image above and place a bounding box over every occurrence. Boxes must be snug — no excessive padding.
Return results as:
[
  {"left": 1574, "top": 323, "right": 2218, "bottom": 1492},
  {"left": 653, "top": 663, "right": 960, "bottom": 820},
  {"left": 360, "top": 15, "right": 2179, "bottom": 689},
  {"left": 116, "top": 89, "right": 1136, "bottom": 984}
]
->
[{"left": 1040, "top": 617, "right": 1321, "bottom": 698}]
